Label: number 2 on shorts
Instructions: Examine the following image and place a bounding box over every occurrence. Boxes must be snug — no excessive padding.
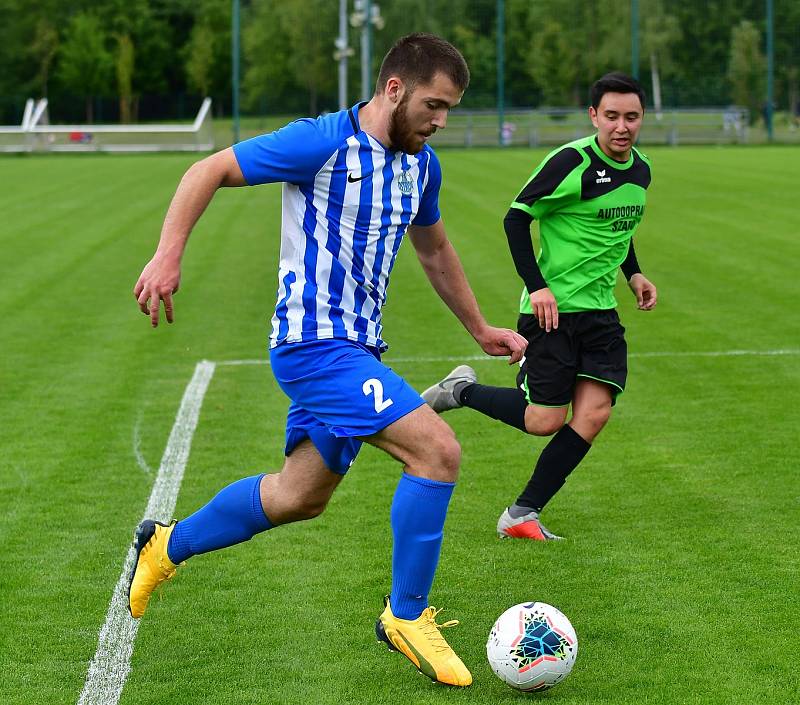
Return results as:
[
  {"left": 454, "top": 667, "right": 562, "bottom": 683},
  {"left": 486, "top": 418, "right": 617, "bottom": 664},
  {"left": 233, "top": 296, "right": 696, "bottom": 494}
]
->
[{"left": 363, "top": 378, "right": 394, "bottom": 413}]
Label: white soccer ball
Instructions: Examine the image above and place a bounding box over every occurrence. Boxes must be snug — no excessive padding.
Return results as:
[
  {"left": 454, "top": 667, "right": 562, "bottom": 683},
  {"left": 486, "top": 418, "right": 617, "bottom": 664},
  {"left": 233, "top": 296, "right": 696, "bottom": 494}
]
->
[{"left": 486, "top": 602, "right": 578, "bottom": 692}]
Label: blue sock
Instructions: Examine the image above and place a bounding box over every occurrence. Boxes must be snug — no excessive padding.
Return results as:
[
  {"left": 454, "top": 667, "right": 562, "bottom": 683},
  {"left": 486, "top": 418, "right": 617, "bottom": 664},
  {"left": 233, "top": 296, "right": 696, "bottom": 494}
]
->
[
  {"left": 167, "top": 474, "right": 273, "bottom": 564},
  {"left": 390, "top": 473, "right": 455, "bottom": 620}
]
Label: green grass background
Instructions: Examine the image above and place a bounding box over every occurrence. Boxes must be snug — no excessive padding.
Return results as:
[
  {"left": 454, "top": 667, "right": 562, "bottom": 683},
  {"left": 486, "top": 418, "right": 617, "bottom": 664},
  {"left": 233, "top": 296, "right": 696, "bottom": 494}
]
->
[{"left": 0, "top": 146, "right": 798, "bottom": 704}]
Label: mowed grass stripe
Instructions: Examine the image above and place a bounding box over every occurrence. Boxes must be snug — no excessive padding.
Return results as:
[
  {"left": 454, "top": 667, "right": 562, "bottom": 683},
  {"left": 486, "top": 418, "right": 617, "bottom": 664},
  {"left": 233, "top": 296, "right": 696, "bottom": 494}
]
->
[{"left": 1, "top": 156, "right": 191, "bottom": 285}]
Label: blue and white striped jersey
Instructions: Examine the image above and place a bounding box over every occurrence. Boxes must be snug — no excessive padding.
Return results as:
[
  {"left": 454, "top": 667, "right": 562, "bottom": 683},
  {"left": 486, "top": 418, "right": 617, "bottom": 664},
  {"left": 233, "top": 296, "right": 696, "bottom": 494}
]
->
[{"left": 233, "top": 103, "right": 442, "bottom": 351}]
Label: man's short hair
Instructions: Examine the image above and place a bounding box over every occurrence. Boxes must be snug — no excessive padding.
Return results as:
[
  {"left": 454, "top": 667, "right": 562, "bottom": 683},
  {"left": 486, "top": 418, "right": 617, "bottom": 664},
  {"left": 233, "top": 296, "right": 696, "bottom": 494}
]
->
[
  {"left": 590, "top": 72, "right": 646, "bottom": 110},
  {"left": 376, "top": 33, "right": 470, "bottom": 94}
]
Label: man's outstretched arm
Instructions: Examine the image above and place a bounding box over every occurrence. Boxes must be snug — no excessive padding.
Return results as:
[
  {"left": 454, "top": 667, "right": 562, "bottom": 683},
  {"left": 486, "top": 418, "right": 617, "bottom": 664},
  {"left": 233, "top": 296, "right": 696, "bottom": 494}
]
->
[
  {"left": 134, "top": 147, "right": 246, "bottom": 327},
  {"left": 408, "top": 219, "right": 527, "bottom": 363}
]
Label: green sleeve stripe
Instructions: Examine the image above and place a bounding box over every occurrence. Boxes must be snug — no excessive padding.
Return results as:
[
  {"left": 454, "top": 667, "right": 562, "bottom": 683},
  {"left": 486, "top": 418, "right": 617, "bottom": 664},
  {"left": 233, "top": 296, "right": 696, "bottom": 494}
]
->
[{"left": 510, "top": 201, "right": 535, "bottom": 216}]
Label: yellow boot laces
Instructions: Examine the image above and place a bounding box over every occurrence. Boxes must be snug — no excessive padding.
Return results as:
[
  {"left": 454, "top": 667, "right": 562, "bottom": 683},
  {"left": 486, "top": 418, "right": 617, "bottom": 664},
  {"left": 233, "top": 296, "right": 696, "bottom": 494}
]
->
[{"left": 419, "top": 606, "right": 460, "bottom": 653}]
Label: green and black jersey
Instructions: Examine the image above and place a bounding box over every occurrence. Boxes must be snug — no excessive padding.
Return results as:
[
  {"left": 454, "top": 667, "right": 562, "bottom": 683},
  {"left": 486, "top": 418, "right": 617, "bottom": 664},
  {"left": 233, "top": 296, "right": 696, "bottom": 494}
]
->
[{"left": 511, "top": 134, "right": 651, "bottom": 313}]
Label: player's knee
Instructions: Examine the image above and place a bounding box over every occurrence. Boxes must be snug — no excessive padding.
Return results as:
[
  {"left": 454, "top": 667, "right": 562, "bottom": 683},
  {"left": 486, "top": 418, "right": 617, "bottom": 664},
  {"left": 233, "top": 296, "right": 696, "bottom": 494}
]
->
[
  {"left": 441, "top": 436, "right": 462, "bottom": 479},
  {"left": 573, "top": 405, "right": 611, "bottom": 439},
  {"left": 419, "top": 431, "right": 461, "bottom": 482},
  {"left": 589, "top": 413, "right": 611, "bottom": 437},
  {"left": 524, "top": 407, "right": 567, "bottom": 436},
  {"left": 296, "top": 497, "right": 329, "bottom": 520},
  {"left": 286, "top": 494, "right": 330, "bottom": 521},
  {"left": 434, "top": 434, "right": 462, "bottom": 480},
  {"left": 266, "top": 472, "right": 333, "bottom": 523},
  {"left": 528, "top": 418, "right": 564, "bottom": 436}
]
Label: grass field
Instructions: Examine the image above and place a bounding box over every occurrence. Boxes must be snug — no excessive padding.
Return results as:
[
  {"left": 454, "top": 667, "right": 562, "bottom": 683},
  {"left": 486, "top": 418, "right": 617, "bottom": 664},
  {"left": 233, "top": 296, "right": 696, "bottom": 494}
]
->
[{"left": 1, "top": 146, "right": 798, "bottom": 705}]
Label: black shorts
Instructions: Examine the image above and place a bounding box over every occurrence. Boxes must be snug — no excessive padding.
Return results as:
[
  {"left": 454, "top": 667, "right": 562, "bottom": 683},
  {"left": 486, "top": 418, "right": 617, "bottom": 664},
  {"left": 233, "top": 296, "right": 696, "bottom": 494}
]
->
[{"left": 516, "top": 310, "right": 627, "bottom": 407}]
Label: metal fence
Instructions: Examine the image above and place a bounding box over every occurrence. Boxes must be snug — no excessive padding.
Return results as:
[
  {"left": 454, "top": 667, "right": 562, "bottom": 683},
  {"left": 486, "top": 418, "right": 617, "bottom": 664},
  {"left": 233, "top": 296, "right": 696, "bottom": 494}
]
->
[{"left": 428, "top": 107, "right": 762, "bottom": 149}]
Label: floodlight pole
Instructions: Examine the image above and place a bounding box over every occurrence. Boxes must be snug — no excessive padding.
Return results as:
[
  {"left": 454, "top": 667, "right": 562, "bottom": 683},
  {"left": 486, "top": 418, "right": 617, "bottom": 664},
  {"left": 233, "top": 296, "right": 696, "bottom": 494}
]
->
[
  {"left": 337, "top": 0, "right": 349, "bottom": 110},
  {"left": 497, "top": 0, "right": 505, "bottom": 147},
  {"left": 631, "top": 0, "right": 639, "bottom": 79},
  {"left": 232, "top": 0, "right": 240, "bottom": 144},
  {"left": 352, "top": 1, "right": 382, "bottom": 103},
  {"left": 766, "top": 0, "right": 774, "bottom": 142},
  {"left": 361, "top": 0, "right": 372, "bottom": 101}
]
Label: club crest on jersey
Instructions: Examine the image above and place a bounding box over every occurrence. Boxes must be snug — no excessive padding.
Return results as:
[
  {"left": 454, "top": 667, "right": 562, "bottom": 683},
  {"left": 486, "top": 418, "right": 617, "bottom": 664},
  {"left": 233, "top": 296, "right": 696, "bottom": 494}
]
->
[
  {"left": 595, "top": 169, "right": 611, "bottom": 184},
  {"left": 397, "top": 170, "right": 414, "bottom": 195}
]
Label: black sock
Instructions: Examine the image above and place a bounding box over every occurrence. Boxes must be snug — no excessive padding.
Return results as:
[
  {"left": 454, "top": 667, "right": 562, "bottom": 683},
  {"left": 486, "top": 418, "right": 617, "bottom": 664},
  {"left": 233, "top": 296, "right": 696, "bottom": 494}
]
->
[
  {"left": 458, "top": 383, "right": 528, "bottom": 432},
  {"left": 515, "top": 425, "right": 591, "bottom": 512}
]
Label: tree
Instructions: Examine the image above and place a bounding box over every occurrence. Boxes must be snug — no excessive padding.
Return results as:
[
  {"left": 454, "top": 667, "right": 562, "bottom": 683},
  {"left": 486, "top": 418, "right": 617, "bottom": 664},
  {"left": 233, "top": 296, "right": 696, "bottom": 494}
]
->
[
  {"left": 275, "top": 0, "right": 338, "bottom": 115},
  {"left": 774, "top": 0, "right": 800, "bottom": 116},
  {"left": 184, "top": 22, "right": 215, "bottom": 97},
  {"left": 242, "top": 2, "right": 294, "bottom": 113},
  {"left": 575, "top": 1, "right": 629, "bottom": 88},
  {"left": 29, "top": 18, "right": 59, "bottom": 98},
  {"left": 641, "top": 0, "right": 682, "bottom": 117},
  {"left": 57, "top": 12, "right": 113, "bottom": 123},
  {"left": 451, "top": 24, "right": 495, "bottom": 107},
  {"left": 129, "top": 1, "right": 177, "bottom": 121},
  {"left": 182, "top": 0, "right": 231, "bottom": 116},
  {"left": 525, "top": 18, "right": 579, "bottom": 106},
  {"left": 115, "top": 33, "right": 134, "bottom": 122},
  {"left": 244, "top": 0, "right": 336, "bottom": 116},
  {"left": 519, "top": 0, "right": 629, "bottom": 108},
  {"left": 668, "top": 0, "right": 760, "bottom": 106},
  {"left": 100, "top": 0, "right": 193, "bottom": 121},
  {"left": 0, "top": 0, "right": 70, "bottom": 121},
  {"left": 727, "top": 19, "right": 765, "bottom": 124}
]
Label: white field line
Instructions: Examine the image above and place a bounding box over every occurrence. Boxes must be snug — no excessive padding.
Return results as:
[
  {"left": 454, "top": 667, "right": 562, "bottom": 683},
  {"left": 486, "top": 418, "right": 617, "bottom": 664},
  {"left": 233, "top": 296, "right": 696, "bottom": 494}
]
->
[
  {"left": 78, "top": 360, "right": 216, "bottom": 705},
  {"left": 132, "top": 412, "right": 153, "bottom": 476},
  {"left": 629, "top": 349, "right": 800, "bottom": 358},
  {"left": 216, "top": 348, "right": 800, "bottom": 367}
]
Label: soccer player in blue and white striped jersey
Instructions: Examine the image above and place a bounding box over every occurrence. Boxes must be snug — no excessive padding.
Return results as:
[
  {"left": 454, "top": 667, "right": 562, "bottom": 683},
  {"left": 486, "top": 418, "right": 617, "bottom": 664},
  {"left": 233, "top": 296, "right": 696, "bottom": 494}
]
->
[{"left": 130, "top": 34, "right": 526, "bottom": 687}]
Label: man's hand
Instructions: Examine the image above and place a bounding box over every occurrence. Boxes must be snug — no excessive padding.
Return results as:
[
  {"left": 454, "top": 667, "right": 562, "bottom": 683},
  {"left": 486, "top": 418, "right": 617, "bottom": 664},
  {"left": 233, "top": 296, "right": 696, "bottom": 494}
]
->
[
  {"left": 530, "top": 287, "right": 559, "bottom": 331},
  {"left": 474, "top": 326, "right": 528, "bottom": 365},
  {"left": 133, "top": 255, "right": 181, "bottom": 327},
  {"left": 130, "top": 148, "right": 246, "bottom": 329},
  {"left": 628, "top": 273, "right": 657, "bottom": 310}
]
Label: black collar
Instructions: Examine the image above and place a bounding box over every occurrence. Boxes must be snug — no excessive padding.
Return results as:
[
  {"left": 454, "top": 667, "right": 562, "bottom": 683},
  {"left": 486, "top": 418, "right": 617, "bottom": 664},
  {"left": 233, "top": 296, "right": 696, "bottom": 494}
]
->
[{"left": 348, "top": 102, "right": 368, "bottom": 135}]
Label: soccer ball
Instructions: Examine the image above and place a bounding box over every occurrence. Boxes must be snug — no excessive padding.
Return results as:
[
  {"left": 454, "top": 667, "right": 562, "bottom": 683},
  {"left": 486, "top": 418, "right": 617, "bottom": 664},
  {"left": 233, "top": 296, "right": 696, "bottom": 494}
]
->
[{"left": 486, "top": 602, "right": 578, "bottom": 692}]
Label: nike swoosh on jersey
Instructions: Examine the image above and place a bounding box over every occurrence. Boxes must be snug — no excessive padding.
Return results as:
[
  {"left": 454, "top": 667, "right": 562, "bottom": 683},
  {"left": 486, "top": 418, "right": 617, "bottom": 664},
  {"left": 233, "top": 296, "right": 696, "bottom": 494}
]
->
[{"left": 347, "top": 172, "right": 369, "bottom": 183}]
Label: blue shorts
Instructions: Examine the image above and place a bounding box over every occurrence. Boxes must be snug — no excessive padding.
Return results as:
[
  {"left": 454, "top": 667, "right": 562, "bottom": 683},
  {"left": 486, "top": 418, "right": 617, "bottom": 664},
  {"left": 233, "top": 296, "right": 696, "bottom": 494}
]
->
[{"left": 270, "top": 339, "right": 425, "bottom": 474}]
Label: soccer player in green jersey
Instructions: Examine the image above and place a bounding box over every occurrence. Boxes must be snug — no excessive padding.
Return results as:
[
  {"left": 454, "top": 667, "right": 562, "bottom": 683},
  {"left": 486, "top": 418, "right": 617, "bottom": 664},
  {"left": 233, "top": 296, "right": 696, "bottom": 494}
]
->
[{"left": 422, "top": 72, "right": 658, "bottom": 540}]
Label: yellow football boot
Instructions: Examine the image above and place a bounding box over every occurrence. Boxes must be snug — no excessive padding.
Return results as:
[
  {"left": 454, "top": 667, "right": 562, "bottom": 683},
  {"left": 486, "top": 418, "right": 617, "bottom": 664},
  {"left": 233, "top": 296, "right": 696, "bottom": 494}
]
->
[
  {"left": 127, "top": 520, "right": 179, "bottom": 618},
  {"left": 376, "top": 596, "right": 472, "bottom": 686}
]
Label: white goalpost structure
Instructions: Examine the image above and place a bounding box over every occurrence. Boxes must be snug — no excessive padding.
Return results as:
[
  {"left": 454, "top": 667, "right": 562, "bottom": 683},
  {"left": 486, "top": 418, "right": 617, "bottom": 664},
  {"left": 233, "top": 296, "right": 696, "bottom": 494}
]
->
[
  {"left": 0, "top": 97, "right": 214, "bottom": 153},
  {"left": 0, "top": 98, "right": 38, "bottom": 152}
]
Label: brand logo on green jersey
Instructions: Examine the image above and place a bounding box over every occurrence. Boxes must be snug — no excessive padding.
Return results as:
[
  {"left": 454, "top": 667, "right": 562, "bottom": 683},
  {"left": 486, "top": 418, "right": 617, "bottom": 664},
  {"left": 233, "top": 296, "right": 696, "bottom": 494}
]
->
[{"left": 595, "top": 169, "right": 611, "bottom": 184}]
